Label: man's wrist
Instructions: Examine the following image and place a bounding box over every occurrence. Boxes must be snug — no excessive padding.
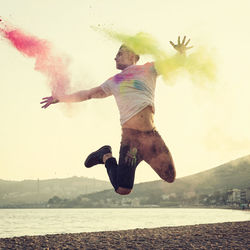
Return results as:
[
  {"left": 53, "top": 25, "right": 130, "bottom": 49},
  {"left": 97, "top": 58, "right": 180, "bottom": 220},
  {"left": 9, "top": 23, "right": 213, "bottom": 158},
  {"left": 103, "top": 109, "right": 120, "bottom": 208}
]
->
[
  {"left": 52, "top": 99, "right": 59, "bottom": 104},
  {"left": 177, "top": 50, "right": 186, "bottom": 56}
]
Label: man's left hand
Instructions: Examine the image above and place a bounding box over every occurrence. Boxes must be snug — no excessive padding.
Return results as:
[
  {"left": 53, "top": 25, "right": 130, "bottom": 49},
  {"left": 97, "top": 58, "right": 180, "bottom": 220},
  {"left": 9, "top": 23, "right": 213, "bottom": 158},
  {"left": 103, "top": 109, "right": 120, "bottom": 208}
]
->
[{"left": 170, "top": 36, "right": 193, "bottom": 55}]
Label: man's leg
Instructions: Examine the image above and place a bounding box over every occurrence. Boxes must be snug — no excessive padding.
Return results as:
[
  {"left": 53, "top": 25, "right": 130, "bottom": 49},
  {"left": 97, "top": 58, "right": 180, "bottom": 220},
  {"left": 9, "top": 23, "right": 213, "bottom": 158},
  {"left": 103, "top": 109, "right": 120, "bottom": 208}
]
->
[
  {"left": 116, "top": 144, "right": 141, "bottom": 194},
  {"left": 84, "top": 129, "right": 141, "bottom": 195},
  {"left": 104, "top": 156, "right": 134, "bottom": 195},
  {"left": 84, "top": 145, "right": 136, "bottom": 195},
  {"left": 142, "top": 130, "right": 176, "bottom": 183},
  {"left": 103, "top": 155, "right": 119, "bottom": 191},
  {"left": 104, "top": 129, "right": 142, "bottom": 195},
  {"left": 84, "top": 146, "right": 122, "bottom": 192},
  {"left": 104, "top": 143, "right": 141, "bottom": 195},
  {"left": 104, "top": 158, "right": 132, "bottom": 195}
]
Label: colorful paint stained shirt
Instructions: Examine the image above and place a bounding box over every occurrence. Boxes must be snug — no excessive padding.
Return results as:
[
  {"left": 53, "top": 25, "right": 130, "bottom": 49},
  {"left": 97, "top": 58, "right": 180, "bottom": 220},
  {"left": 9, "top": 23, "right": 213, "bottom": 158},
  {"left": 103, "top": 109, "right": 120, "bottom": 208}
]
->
[{"left": 101, "top": 62, "right": 158, "bottom": 125}]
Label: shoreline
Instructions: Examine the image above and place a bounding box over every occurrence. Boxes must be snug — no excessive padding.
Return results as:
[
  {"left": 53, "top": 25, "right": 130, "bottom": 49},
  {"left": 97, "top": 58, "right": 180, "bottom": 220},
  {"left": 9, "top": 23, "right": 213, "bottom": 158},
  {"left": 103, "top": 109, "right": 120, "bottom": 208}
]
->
[
  {"left": 0, "top": 205, "right": 249, "bottom": 209},
  {"left": 0, "top": 221, "right": 249, "bottom": 249}
]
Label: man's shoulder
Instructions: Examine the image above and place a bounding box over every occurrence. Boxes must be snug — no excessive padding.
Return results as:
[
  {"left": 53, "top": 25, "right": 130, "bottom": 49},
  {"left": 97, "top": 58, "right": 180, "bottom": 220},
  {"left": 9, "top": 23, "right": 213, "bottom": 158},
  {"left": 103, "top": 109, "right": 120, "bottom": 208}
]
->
[
  {"left": 137, "top": 62, "right": 157, "bottom": 75},
  {"left": 134, "top": 61, "right": 154, "bottom": 67}
]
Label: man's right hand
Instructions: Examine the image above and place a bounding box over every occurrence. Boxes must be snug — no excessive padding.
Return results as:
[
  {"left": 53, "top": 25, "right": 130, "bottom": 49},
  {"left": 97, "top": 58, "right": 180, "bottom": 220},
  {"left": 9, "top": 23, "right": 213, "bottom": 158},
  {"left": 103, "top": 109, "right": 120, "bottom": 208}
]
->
[{"left": 40, "top": 96, "right": 59, "bottom": 109}]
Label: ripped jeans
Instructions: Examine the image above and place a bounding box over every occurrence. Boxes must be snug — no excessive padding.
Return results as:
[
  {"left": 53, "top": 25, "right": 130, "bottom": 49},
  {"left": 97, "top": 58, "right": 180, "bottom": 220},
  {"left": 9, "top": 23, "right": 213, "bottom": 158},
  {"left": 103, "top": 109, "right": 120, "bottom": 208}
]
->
[{"left": 105, "top": 128, "right": 176, "bottom": 191}]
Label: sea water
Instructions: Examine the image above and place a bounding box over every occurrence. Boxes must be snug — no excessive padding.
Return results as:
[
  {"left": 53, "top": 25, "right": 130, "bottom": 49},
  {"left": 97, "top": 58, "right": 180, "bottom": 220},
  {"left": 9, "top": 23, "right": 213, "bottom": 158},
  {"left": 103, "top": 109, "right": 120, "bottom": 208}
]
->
[{"left": 0, "top": 208, "right": 249, "bottom": 238}]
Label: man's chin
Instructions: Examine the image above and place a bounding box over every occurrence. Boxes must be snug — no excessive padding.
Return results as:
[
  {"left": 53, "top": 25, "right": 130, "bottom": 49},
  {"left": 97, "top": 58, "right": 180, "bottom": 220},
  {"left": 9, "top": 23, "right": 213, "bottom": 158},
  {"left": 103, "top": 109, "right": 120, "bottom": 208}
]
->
[{"left": 116, "top": 64, "right": 125, "bottom": 70}]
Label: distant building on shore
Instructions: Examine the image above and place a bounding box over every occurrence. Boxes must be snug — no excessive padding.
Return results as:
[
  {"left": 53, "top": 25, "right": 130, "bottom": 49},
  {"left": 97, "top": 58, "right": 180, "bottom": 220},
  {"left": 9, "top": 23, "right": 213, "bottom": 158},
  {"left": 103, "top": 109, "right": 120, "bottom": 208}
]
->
[
  {"left": 227, "top": 189, "right": 241, "bottom": 204},
  {"left": 227, "top": 188, "right": 250, "bottom": 206},
  {"left": 240, "top": 188, "right": 250, "bottom": 203}
]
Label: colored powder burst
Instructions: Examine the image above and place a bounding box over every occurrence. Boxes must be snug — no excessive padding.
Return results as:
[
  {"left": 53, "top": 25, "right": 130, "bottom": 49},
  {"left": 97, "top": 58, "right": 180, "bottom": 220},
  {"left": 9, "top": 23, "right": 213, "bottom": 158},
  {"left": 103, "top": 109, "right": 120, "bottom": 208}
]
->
[
  {"left": 94, "top": 28, "right": 165, "bottom": 58},
  {"left": 0, "top": 20, "right": 70, "bottom": 98},
  {"left": 93, "top": 27, "right": 217, "bottom": 86}
]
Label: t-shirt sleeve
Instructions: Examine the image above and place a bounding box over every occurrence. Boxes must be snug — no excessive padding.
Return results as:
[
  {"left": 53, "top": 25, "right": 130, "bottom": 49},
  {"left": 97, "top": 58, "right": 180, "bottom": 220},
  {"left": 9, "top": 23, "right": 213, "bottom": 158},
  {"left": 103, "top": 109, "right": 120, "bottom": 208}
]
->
[{"left": 100, "top": 78, "right": 112, "bottom": 95}]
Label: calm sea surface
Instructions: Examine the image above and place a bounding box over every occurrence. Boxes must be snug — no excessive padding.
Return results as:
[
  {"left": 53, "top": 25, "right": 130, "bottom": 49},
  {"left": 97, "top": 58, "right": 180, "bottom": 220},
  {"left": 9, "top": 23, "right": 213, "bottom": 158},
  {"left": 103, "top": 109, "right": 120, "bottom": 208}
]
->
[{"left": 0, "top": 208, "right": 249, "bottom": 238}]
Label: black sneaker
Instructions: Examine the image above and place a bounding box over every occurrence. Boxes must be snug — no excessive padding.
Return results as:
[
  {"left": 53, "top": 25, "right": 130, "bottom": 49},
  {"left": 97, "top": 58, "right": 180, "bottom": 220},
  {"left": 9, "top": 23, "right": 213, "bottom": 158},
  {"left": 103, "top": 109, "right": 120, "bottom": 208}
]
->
[{"left": 84, "top": 145, "right": 112, "bottom": 168}]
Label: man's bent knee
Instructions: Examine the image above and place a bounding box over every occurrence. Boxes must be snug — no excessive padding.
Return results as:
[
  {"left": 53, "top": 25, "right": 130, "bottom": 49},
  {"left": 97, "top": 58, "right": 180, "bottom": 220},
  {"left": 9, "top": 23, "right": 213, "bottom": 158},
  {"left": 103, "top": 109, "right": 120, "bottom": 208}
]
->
[
  {"left": 161, "top": 174, "right": 175, "bottom": 183},
  {"left": 116, "top": 187, "right": 132, "bottom": 195},
  {"left": 162, "top": 164, "right": 176, "bottom": 183},
  {"left": 165, "top": 176, "right": 175, "bottom": 183}
]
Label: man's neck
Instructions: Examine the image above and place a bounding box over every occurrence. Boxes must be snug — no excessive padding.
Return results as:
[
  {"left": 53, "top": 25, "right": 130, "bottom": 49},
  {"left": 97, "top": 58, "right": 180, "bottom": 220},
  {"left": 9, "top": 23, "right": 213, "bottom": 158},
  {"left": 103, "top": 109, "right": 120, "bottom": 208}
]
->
[{"left": 120, "top": 63, "right": 135, "bottom": 70}]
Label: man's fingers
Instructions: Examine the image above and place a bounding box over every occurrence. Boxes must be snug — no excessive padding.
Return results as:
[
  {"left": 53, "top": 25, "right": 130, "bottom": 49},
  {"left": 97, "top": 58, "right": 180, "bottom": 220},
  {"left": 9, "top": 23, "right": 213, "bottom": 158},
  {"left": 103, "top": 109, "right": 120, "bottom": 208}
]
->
[
  {"left": 40, "top": 100, "right": 48, "bottom": 104},
  {"left": 182, "top": 36, "right": 186, "bottom": 45},
  {"left": 178, "top": 36, "right": 180, "bottom": 45},
  {"left": 169, "top": 41, "right": 175, "bottom": 47},
  {"left": 42, "top": 103, "right": 50, "bottom": 109},
  {"left": 42, "top": 96, "right": 51, "bottom": 100},
  {"left": 184, "top": 38, "right": 190, "bottom": 46},
  {"left": 186, "top": 46, "right": 193, "bottom": 50}
]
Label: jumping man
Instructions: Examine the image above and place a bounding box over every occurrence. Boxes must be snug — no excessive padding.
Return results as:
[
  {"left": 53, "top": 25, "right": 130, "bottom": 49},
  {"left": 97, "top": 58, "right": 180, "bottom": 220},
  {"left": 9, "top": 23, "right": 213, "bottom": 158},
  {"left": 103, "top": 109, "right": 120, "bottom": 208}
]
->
[{"left": 41, "top": 36, "right": 193, "bottom": 195}]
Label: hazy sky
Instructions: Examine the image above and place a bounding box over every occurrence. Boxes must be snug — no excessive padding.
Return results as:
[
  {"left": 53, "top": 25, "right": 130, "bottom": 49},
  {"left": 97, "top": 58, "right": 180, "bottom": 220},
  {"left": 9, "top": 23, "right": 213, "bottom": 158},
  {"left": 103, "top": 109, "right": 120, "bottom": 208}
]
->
[{"left": 1, "top": 0, "right": 250, "bottom": 183}]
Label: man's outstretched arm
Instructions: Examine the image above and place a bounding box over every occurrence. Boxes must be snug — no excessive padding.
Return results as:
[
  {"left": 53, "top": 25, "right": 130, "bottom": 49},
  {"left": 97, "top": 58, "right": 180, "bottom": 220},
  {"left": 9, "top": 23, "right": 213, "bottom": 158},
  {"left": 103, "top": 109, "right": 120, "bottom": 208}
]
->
[{"left": 40, "top": 86, "right": 110, "bottom": 109}]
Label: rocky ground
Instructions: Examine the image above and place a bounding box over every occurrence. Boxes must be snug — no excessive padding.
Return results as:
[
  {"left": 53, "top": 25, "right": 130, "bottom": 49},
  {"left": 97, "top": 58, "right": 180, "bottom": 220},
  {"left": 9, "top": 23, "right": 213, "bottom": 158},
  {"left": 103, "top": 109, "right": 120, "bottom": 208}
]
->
[{"left": 0, "top": 221, "right": 249, "bottom": 249}]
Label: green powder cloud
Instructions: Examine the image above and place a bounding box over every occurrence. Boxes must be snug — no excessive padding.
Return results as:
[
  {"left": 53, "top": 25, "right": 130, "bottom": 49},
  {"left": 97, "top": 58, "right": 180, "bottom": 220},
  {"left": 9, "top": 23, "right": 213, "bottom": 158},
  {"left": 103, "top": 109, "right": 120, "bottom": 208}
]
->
[{"left": 93, "top": 27, "right": 217, "bottom": 86}]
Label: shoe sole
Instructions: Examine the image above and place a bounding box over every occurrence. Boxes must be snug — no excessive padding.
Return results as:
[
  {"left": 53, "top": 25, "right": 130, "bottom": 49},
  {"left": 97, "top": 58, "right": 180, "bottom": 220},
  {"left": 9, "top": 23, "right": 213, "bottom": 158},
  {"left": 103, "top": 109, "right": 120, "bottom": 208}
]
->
[{"left": 84, "top": 145, "right": 111, "bottom": 168}]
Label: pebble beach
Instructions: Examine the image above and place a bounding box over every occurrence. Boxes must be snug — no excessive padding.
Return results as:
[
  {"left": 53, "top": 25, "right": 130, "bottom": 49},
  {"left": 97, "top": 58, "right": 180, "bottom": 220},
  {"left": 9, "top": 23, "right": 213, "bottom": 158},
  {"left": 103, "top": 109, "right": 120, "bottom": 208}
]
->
[{"left": 0, "top": 221, "right": 249, "bottom": 249}]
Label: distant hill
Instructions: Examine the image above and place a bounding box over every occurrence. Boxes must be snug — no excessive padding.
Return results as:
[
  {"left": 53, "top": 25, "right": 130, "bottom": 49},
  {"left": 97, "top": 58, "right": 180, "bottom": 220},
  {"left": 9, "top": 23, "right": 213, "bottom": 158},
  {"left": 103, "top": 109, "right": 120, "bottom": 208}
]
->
[
  {"left": 132, "top": 154, "right": 250, "bottom": 197},
  {"left": 1, "top": 154, "right": 250, "bottom": 208},
  {"left": 76, "top": 154, "right": 250, "bottom": 207},
  {"left": 0, "top": 176, "right": 111, "bottom": 207}
]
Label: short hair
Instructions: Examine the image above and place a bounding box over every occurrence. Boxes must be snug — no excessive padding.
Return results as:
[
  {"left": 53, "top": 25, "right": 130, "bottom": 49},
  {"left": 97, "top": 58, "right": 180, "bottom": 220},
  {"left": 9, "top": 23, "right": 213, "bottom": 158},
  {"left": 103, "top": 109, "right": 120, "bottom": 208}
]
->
[{"left": 120, "top": 44, "right": 140, "bottom": 62}]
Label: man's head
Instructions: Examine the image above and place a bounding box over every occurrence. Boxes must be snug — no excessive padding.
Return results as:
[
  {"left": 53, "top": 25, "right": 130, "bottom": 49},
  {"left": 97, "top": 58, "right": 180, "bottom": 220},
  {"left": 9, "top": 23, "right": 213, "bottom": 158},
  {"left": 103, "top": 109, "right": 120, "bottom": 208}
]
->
[{"left": 114, "top": 45, "right": 140, "bottom": 70}]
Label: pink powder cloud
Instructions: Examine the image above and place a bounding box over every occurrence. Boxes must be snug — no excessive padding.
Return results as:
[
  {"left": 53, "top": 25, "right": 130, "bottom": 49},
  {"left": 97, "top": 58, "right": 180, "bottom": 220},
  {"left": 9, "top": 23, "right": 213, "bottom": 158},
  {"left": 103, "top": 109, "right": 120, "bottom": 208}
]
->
[{"left": 0, "top": 20, "right": 71, "bottom": 98}]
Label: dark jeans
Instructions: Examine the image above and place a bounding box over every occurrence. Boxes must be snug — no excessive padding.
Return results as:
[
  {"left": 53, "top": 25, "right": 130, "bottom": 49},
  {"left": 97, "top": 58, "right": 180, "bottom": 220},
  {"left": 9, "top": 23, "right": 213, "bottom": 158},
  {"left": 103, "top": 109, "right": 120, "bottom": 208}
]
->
[{"left": 105, "top": 128, "right": 176, "bottom": 191}]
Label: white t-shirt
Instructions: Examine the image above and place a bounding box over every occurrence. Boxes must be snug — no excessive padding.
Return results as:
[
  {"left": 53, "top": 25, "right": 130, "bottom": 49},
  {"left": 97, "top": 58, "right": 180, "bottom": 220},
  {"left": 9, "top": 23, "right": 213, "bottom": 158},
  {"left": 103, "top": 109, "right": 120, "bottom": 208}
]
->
[{"left": 101, "top": 62, "right": 158, "bottom": 125}]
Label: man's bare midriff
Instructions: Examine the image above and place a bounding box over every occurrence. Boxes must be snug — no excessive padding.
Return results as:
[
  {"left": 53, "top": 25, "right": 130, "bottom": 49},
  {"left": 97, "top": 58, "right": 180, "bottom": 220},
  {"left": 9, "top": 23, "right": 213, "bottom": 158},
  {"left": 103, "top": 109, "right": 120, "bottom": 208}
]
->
[{"left": 122, "top": 105, "right": 155, "bottom": 131}]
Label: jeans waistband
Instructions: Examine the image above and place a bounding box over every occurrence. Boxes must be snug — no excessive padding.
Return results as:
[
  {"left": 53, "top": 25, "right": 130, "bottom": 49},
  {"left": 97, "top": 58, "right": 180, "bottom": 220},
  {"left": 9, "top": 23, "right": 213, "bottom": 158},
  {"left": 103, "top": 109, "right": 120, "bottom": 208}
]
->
[{"left": 122, "top": 127, "right": 157, "bottom": 136}]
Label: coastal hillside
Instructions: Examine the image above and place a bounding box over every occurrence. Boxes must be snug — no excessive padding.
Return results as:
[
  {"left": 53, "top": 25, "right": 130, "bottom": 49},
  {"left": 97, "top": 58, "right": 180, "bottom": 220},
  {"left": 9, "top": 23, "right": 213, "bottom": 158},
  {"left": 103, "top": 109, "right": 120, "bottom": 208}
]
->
[
  {"left": 0, "top": 176, "right": 110, "bottom": 207},
  {"left": 1, "top": 154, "right": 250, "bottom": 208},
  {"left": 132, "top": 154, "right": 250, "bottom": 197},
  {"left": 74, "top": 154, "right": 250, "bottom": 207}
]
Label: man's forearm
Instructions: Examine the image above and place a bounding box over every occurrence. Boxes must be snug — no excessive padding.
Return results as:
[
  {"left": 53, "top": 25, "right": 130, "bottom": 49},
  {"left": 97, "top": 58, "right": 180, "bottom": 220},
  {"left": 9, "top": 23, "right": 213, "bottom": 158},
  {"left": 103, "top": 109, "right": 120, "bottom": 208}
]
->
[
  {"left": 57, "top": 90, "right": 91, "bottom": 103},
  {"left": 57, "top": 86, "right": 108, "bottom": 103}
]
